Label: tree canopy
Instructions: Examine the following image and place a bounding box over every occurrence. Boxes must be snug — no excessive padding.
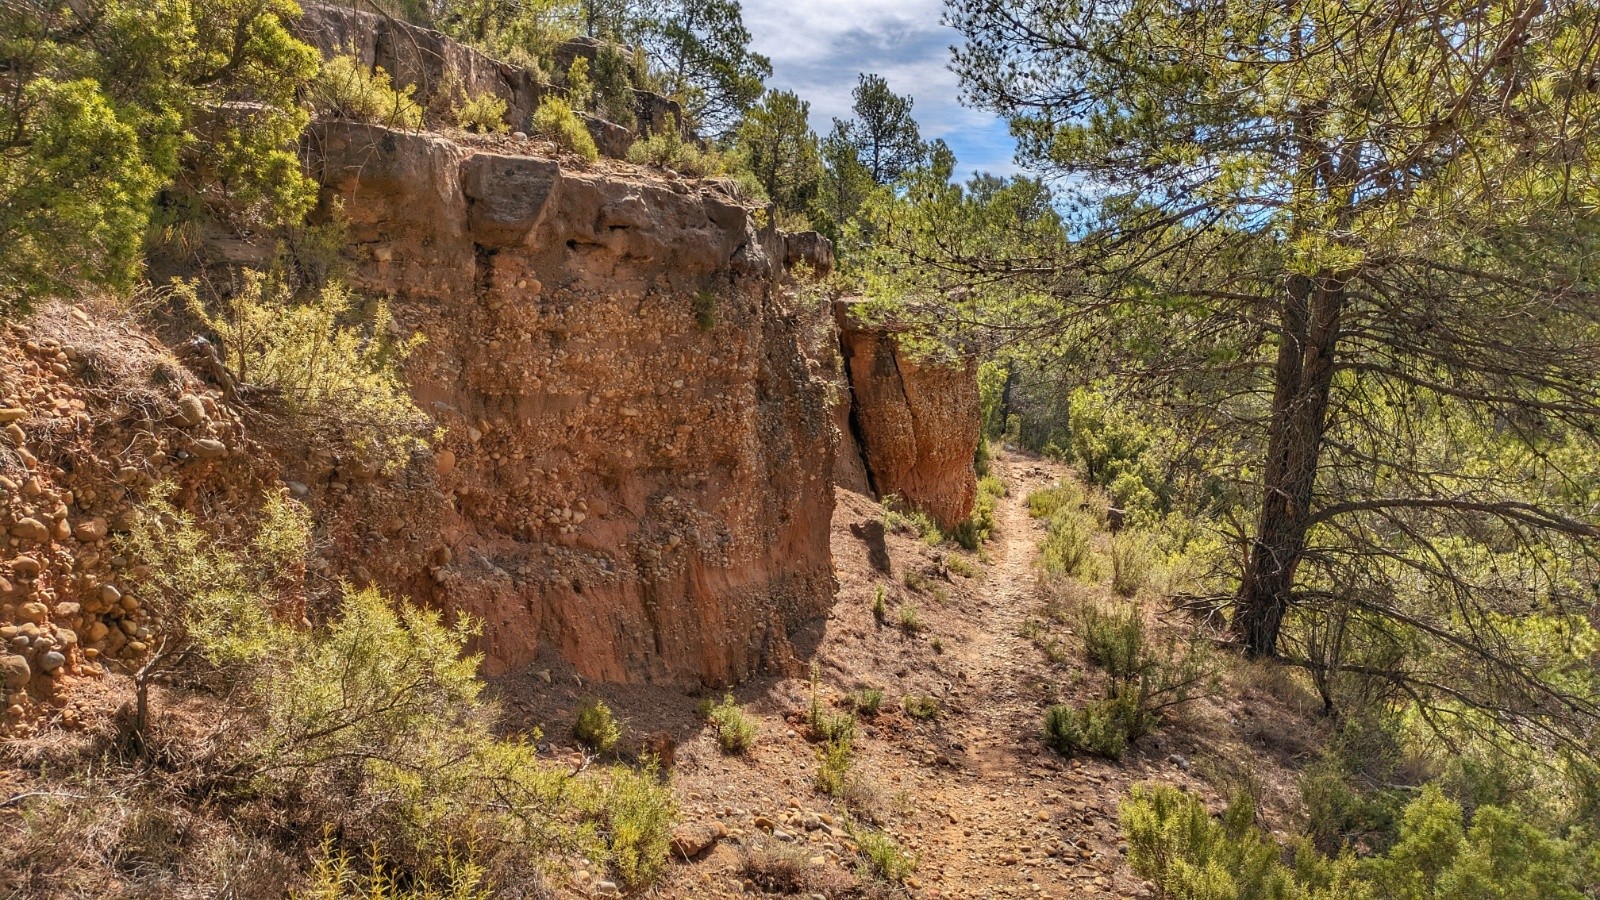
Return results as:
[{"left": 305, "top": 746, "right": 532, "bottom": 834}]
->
[
  {"left": 1, "top": 0, "right": 318, "bottom": 306},
  {"left": 855, "top": 0, "right": 1600, "bottom": 755}
]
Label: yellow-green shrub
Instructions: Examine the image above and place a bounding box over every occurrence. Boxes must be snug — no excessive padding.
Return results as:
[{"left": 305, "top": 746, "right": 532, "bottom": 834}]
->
[
  {"left": 574, "top": 696, "right": 622, "bottom": 754},
  {"left": 310, "top": 55, "right": 424, "bottom": 129},
  {"left": 532, "top": 96, "right": 598, "bottom": 160},
  {"left": 626, "top": 129, "right": 725, "bottom": 178},
  {"left": 453, "top": 92, "right": 508, "bottom": 133},
  {"left": 184, "top": 273, "right": 431, "bottom": 474},
  {"left": 700, "top": 694, "right": 757, "bottom": 754}
]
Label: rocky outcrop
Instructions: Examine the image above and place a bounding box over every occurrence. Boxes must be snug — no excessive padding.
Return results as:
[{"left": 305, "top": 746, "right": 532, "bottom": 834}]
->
[
  {"left": 302, "top": 122, "right": 836, "bottom": 684},
  {"left": 834, "top": 299, "right": 980, "bottom": 531},
  {"left": 295, "top": 4, "right": 685, "bottom": 152},
  {"left": 296, "top": 3, "right": 548, "bottom": 133}
]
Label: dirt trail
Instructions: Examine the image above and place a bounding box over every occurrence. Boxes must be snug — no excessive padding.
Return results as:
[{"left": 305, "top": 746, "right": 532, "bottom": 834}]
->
[
  {"left": 604, "top": 450, "right": 1209, "bottom": 898},
  {"left": 903, "top": 453, "right": 1142, "bottom": 899}
]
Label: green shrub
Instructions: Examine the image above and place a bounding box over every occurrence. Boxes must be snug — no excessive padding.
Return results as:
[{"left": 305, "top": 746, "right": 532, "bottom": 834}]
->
[
  {"left": 692, "top": 289, "right": 717, "bottom": 330},
  {"left": 853, "top": 688, "right": 884, "bottom": 716},
  {"left": 904, "top": 694, "right": 940, "bottom": 721},
  {"left": 946, "top": 554, "right": 980, "bottom": 577},
  {"left": 310, "top": 55, "right": 424, "bottom": 129},
  {"left": 574, "top": 697, "right": 622, "bottom": 754},
  {"left": 871, "top": 584, "right": 888, "bottom": 623},
  {"left": 626, "top": 129, "right": 725, "bottom": 177},
  {"left": 1121, "top": 782, "right": 1591, "bottom": 900},
  {"left": 1041, "top": 509, "right": 1098, "bottom": 578},
  {"left": 897, "top": 602, "right": 922, "bottom": 633},
  {"left": 297, "top": 835, "right": 493, "bottom": 899},
  {"left": 1080, "top": 601, "right": 1146, "bottom": 679},
  {"left": 952, "top": 474, "right": 1006, "bottom": 549},
  {"left": 850, "top": 823, "right": 917, "bottom": 882},
  {"left": 453, "top": 91, "right": 508, "bottom": 133},
  {"left": 1043, "top": 694, "right": 1151, "bottom": 759},
  {"left": 701, "top": 694, "right": 757, "bottom": 754},
  {"left": 183, "top": 273, "right": 431, "bottom": 474},
  {"left": 584, "top": 762, "right": 676, "bottom": 890},
  {"left": 589, "top": 45, "right": 637, "bottom": 129},
  {"left": 1122, "top": 784, "right": 1314, "bottom": 900},
  {"left": 1027, "top": 481, "right": 1083, "bottom": 519},
  {"left": 816, "top": 736, "right": 854, "bottom": 797},
  {"left": 1110, "top": 531, "right": 1153, "bottom": 596},
  {"left": 533, "top": 96, "right": 598, "bottom": 160},
  {"left": 882, "top": 496, "right": 944, "bottom": 545}
]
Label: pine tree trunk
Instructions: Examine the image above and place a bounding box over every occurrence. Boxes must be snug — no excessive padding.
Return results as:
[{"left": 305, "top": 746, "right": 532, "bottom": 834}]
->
[{"left": 1234, "top": 273, "right": 1345, "bottom": 657}]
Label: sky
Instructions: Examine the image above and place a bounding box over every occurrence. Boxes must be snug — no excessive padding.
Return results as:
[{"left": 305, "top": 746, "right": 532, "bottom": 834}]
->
[{"left": 738, "top": 0, "right": 1020, "bottom": 178}]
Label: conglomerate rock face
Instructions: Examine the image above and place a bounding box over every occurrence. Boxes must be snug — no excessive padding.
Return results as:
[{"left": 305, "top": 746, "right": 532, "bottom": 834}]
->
[
  {"left": 834, "top": 299, "right": 980, "bottom": 532},
  {"left": 303, "top": 122, "right": 837, "bottom": 684}
]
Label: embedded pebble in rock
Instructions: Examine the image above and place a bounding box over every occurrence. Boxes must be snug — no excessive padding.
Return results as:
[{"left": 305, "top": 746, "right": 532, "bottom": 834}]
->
[
  {"left": 434, "top": 448, "right": 456, "bottom": 476},
  {"left": 71, "top": 517, "right": 108, "bottom": 542},
  {"left": 9, "top": 518, "right": 50, "bottom": 543},
  {"left": 37, "top": 650, "right": 65, "bottom": 672},
  {"left": 1, "top": 655, "right": 29, "bottom": 690},
  {"left": 12, "top": 557, "right": 41, "bottom": 579},
  {"left": 18, "top": 602, "right": 48, "bottom": 625},
  {"left": 192, "top": 438, "right": 228, "bottom": 459}
]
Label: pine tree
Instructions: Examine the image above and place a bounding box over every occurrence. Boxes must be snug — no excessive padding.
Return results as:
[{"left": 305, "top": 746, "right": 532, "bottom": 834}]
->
[{"left": 734, "top": 89, "right": 821, "bottom": 219}]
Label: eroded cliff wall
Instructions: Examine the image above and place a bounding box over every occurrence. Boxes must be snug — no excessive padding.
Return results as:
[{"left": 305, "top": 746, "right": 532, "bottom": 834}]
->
[
  {"left": 835, "top": 299, "right": 980, "bottom": 531},
  {"left": 297, "top": 123, "right": 836, "bottom": 683}
]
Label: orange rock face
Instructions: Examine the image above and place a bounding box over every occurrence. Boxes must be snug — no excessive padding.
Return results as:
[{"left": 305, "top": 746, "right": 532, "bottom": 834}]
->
[
  {"left": 305, "top": 122, "right": 838, "bottom": 685},
  {"left": 834, "top": 300, "right": 980, "bottom": 531}
]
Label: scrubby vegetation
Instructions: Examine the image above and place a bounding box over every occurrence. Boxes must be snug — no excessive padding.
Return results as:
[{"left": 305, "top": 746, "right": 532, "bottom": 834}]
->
[
  {"left": 4, "top": 491, "right": 675, "bottom": 896},
  {"left": 309, "top": 55, "right": 426, "bottom": 130},
  {"left": 1122, "top": 782, "right": 1597, "bottom": 900},
  {"left": 532, "top": 96, "right": 599, "bottom": 160},
  {"left": 699, "top": 693, "right": 758, "bottom": 754},
  {"left": 574, "top": 696, "right": 623, "bottom": 754}
]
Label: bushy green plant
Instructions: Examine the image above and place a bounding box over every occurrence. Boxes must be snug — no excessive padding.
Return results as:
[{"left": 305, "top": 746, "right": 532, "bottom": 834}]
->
[
  {"left": 1043, "top": 695, "right": 1149, "bottom": 759},
  {"left": 310, "top": 55, "right": 424, "bottom": 129},
  {"left": 952, "top": 474, "right": 1006, "bottom": 549},
  {"left": 701, "top": 694, "right": 757, "bottom": 754},
  {"left": 574, "top": 697, "right": 622, "bottom": 754},
  {"left": 692, "top": 289, "right": 717, "bottom": 330},
  {"left": 897, "top": 602, "right": 922, "bottom": 633},
  {"left": 1110, "top": 531, "right": 1154, "bottom": 596},
  {"left": 1122, "top": 782, "right": 1591, "bottom": 900},
  {"left": 871, "top": 584, "right": 888, "bottom": 622},
  {"left": 904, "top": 694, "right": 940, "bottom": 721},
  {"left": 1080, "top": 601, "right": 1146, "bottom": 679},
  {"left": 583, "top": 762, "right": 676, "bottom": 890},
  {"left": 1027, "top": 480, "right": 1084, "bottom": 519},
  {"left": 1046, "top": 601, "right": 1215, "bottom": 758},
  {"left": 297, "top": 835, "right": 493, "bottom": 899},
  {"left": 453, "top": 91, "right": 509, "bottom": 133},
  {"left": 816, "top": 736, "right": 854, "bottom": 797},
  {"left": 1041, "top": 509, "right": 1098, "bottom": 578},
  {"left": 626, "top": 129, "right": 726, "bottom": 177},
  {"left": 183, "top": 273, "right": 431, "bottom": 474},
  {"left": 882, "top": 496, "right": 945, "bottom": 545},
  {"left": 946, "top": 554, "right": 980, "bottom": 577},
  {"left": 853, "top": 688, "right": 884, "bottom": 716},
  {"left": 533, "top": 96, "right": 599, "bottom": 160},
  {"left": 589, "top": 45, "right": 637, "bottom": 129},
  {"left": 850, "top": 823, "right": 917, "bottom": 882},
  {"left": 1122, "top": 784, "right": 1321, "bottom": 900}
]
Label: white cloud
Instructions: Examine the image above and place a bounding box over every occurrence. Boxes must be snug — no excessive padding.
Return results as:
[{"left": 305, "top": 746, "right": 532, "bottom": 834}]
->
[{"left": 740, "top": 0, "right": 1019, "bottom": 177}]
